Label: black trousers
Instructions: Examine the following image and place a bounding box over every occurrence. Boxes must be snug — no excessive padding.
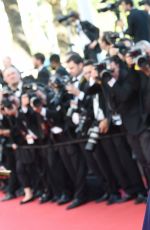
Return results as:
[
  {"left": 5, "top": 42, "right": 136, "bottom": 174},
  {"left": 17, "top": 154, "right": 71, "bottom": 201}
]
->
[
  {"left": 47, "top": 147, "right": 72, "bottom": 197},
  {"left": 58, "top": 134, "right": 87, "bottom": 200},
  {"left": 111, "top": 134, "right": 146, "bottom": 195},
  {"left": 127, "top": 130, "right": 150, "bottom": 189},
  {"left": 99, "top": 137, "right": 131, "bottom": 193},
  {"left": 33, "top": 147, "right": 53, "bottom": 195},
  {"left": 87, "top": 141, "right": 120, "bottom": 195},
  {"left": 16, "top": 160, "right": 35, "bottom": 188}
]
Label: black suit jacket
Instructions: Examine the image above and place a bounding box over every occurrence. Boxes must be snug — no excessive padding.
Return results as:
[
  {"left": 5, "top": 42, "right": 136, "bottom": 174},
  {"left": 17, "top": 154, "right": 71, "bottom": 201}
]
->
[
  {"left": 80, "top": 21, "right": 99, "bottom": 42},
  {"left": 126, "top": 9, "right": 150, "bottom": 42},
  {"left": 106, "top": 68, "right": 148, "bottom": 135},
  {"left": 37, "top": 67, "right": 50, "bottom": 85}
]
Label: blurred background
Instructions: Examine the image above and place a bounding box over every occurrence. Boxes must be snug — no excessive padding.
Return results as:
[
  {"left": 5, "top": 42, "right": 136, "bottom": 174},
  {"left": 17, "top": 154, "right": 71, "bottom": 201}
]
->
[{"left": 0, "top": 0, "right": 140, "bottom": 70}]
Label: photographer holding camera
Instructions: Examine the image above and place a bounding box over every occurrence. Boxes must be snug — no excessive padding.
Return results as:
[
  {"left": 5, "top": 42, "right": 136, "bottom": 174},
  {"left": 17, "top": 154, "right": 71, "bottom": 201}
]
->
[
  {"left": 101, "top": 51, "right": 150, "bottom": 198},
  {"left": 83, "top": 59, "right": 147, "bottom": 204},
  {"left": 119, "top": 0, "right": 150, "bottom": 42}
]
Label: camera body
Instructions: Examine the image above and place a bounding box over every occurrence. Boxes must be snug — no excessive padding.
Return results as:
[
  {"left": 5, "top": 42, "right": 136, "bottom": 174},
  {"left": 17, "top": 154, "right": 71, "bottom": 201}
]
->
[
  {"left": 95, "top": 61, "right": 112, "bottom": 83},
  {"left": 129, "top": 49, "right": 150, "bottom": 67}
]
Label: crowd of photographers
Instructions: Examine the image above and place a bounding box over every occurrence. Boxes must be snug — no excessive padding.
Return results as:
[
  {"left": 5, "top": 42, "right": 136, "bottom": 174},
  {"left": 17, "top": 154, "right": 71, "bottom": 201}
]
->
[{"left": 0, "top": 0, "right": 150, "bottom": 211}]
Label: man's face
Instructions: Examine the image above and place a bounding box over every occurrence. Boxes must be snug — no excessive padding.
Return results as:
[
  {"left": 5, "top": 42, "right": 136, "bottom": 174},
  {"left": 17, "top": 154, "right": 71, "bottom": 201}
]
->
[
  {"left": 50, "top": 61, "right": 57, "bottom": 70},
  {"left": 3, "top": 69, "right": 20, "bottom": 87},
  {"left": 99, "top": 37, "right": 109, "bottom": 51},
  {"left": 121, "top": 2, "right": 129, "bottom": 12},
  {"left": 32, "top": 57, "right": 41, "bottom": 68},
  {"left": 91, "top": 66, "right": 99, "bottom": 80},
  {"left": 83, "top": 65, "right": 93, "bottom": 81},
  {"left": 110, "top": 62, "right": 120, "bottom": 79},
  {"left": 4, "top": 104, "right": 17, "bottom": 116},
  {"left": 67, "top": 61, "right": 83, "bottom": 77}
]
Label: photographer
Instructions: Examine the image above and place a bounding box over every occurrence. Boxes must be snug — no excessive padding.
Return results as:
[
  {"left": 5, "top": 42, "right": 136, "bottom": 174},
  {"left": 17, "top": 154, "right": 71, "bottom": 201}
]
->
[
  {"left": 103, "top": 54, "right": 150, "bottom": 198},
  {"left": 1, "top": 96, "right": 36, "bottom": 204},
  {"left": 3, "top": 67, "right": 23, "bottom": 98},
  {"left": 49, "top": 54, "right": 68, "bottom": 78},
  {"left": 32, "top": 53, "right": 50, "bottom": 86},
  {"left": 101, "top": 56, "right": 147, "bottom": 202},
  {"left": 57, "top": 53, "right": 88, "bottom": 210},
  {"left": 70, "top": 12, "right": 101, "bottom": 62},
  {"left": 0, "top": 105, "right": 20, "bottom": 201},
  {"left": 119, "top": 0, "right": 150, "bottom": 42},
  {"left": 84, "top": 61, "right": 146, "bottom": 204}
]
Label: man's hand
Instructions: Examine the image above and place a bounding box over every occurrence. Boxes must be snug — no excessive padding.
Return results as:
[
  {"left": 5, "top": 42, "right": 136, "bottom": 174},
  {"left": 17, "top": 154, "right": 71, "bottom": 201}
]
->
[
  {"left": 66, "top": 84, "right": 80, "bottom": 96},
  {"left": 0, "top": 129, "right": 10, "bottom": 137},
  {"left": 89, "top": 40, "right": 97, "bottom": 49},
  {"left": 116, "top": 20, "right": 124, "bottom": 29},
  {"left": 99, "top": 119, "right": 109, "bottom": 134}
]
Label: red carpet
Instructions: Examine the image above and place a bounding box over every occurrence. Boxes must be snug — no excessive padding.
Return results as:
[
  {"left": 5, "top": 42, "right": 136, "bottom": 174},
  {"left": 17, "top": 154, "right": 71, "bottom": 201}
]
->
[{"left": 0, "top": 193, "right": 146, "bottom": 230}]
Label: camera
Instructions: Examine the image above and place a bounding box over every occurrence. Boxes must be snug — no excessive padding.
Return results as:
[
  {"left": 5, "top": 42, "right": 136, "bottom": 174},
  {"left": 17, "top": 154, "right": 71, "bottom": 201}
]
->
[
  {"left": 95, "top": 62, "right": 112, "bottom": 82},
  {"left": 1, "top": 90, "right": 14, "bottom": 110},
  {"left": 138, "top": 0, "right": 147, "bottom": 6},
  {"left": 57, "top": 11, "right": 78, "bottom": 23},
  {"left": 105, "top": 32, "right": 120, "bottom": 45},
  {"left": 114, "top": 42, "right": 130, "bottom": 55},
  {"left": 30, "top": 96, "right": 43, "bottom": 108},
  {"left": 85, "top": 124, "right": 100, "bottom": 151},
  {"left": 97, "top": 1, "right": 121, "bottom": 19},
  {"left": 129, "top": 49, "right": 150, "bottom": 67}
]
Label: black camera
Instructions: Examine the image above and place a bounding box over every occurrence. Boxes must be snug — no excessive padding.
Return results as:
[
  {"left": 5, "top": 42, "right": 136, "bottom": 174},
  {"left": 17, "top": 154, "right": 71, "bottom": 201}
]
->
[
  {"left": 85, "top": 124, "right": 100, "bottom": 151},
  {"left": 95, "top": 62, "right": 112, "bottom": 82},
  {"left": 30, "top": 96, "right": 43, "bottom": 108},
  {"left": 1, "top": 90, "right": 14, "bottom": 110},
  {"left": 138, "top": 0, "right": 149, "bottom": 6},
  {"left": 129, "top": 49, "right": 150, "bottom": 67},
  {"left": 98, "top": 3, "right": 117, "bottom": 13},
  {"left": 114, "top": 42, "right": 130, "bottom": 55},
  {"left": 105, "top": 32, "right": 120, "bottom": 45},
  {"left": 57, "top": 11, "right": 78, "bottom": 23},
  {"left": 97, "top": 1, "right": 121, "bottom": 19}
]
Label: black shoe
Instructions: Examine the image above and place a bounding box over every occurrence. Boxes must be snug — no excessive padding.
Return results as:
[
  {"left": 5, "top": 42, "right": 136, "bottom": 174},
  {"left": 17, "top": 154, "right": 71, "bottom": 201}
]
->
[
  {"left": 33, "top": 190, "right": 43, "bottom": 199},
  {"left": 57, "top": 194, "right": 72, "bottom": 205},
  {"left": 39, "top": 193, "right": 52, "bottom": 204},
  {"left": 1, "top": 193, "right": 16, "bottom": 201},
  {"left": 117, "top": 194, "right": 134, "bottom": 203},
  {"left": 135, "top": 194, "right": 147, "bottom": 204},
  {"left": 51, "top": 195, "right": 60, "bottom": 203},
  {"left": 20, "top": 197, "right": 34, "bottom": 205},
  {"left": 66, "top": 198, "right": 87, "bottom": 210},
  {"left": 96, "top": 193, "right": 109, "bottom": 203},
  {"left": 16, "top": 189, "right": 24, "bottom": 197},
  {"left": 107, "top": 194, "right": 121, "bottom": 205}
]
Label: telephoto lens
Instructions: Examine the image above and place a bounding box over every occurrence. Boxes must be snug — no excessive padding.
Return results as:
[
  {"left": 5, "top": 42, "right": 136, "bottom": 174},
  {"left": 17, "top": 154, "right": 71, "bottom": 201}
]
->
[{"left": 85, "top": 126, "right": 99, "bottom": 151}]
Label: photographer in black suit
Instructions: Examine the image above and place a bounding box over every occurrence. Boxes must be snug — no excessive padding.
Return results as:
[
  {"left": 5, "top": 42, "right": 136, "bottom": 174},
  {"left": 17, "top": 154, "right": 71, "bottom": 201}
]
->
[
  {"left": 59, "top": 54, "right": 88, "bottom": 209},
  {"left": 104, "top": 54, "right": 150, "bottom": 198},
  {"left": 119, "top": 0, "right": 150, "bottom": 42},
  {"left": 71, "top": 13, "right": 101, "bottom": 62},
  {"left": 33, "top": 53, "right": 50, "bottom": 86}
]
